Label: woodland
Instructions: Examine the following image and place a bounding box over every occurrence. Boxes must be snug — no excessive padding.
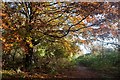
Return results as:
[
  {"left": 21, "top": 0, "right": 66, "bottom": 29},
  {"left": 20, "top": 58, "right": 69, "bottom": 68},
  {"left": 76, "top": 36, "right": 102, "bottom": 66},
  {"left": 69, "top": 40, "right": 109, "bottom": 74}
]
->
[{"left": 0, "top": 1, "right": 120, "bottom": 79}]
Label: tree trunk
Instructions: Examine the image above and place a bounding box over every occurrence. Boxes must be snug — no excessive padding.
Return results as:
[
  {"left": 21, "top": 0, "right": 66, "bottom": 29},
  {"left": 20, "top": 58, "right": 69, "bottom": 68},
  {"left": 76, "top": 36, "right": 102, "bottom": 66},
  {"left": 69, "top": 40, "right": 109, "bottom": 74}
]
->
[
  {"left": 24, "top": 46, "right": 33, "bottom": 71},
  {"left": 118, "top": 29, "right": 120, "bottom": 52}
]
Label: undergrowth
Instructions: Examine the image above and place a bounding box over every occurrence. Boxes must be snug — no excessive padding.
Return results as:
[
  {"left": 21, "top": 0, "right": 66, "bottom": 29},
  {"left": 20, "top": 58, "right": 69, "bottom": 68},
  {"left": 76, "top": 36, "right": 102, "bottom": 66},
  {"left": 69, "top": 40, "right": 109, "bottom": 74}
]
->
[{"left": 75, "top": 51, "right": 120, "bottom": 77}]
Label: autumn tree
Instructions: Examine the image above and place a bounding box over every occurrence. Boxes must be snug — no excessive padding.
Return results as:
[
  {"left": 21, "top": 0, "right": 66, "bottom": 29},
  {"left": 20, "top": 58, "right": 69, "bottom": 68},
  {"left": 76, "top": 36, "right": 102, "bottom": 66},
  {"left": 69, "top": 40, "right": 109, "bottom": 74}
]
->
[{"left": 1, "top": 2, "right": 119, "bottom": 70}]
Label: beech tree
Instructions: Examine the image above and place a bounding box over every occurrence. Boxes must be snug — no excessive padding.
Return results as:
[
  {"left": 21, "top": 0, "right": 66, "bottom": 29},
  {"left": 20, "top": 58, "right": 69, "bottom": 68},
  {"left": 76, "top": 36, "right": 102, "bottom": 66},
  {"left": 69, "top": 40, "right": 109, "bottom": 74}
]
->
[{"left": 1, "top": 2, "right": 119, "bottom": 70}]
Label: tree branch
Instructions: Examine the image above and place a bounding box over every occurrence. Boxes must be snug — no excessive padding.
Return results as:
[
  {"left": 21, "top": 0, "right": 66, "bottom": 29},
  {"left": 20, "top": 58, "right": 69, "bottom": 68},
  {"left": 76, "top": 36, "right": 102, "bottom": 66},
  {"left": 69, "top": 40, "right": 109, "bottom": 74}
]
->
[{"left": 43, "top": 3, "right": 103, "bottom": 38}]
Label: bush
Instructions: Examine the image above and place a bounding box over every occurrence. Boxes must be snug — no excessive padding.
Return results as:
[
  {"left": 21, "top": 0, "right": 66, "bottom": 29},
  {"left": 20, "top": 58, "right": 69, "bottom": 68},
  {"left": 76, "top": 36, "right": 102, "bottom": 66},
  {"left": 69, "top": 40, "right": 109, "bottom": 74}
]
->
[
  {"left": 2, "top": 48, "right": 24, "bottom": 70},
  {"left": 32, "top": 45, "right": 74, "bottom": 74}
]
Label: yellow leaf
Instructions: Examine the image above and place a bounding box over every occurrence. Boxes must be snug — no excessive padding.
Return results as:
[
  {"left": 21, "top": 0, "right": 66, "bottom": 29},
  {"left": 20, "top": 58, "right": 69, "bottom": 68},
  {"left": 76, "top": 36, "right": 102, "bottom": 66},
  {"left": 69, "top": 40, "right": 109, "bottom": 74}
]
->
[
  {"left": 29, "top": 43, "right": 33, "bottom": 48},
  {"left": 0, "top": 38, "right": 6, "bottom": 42}
]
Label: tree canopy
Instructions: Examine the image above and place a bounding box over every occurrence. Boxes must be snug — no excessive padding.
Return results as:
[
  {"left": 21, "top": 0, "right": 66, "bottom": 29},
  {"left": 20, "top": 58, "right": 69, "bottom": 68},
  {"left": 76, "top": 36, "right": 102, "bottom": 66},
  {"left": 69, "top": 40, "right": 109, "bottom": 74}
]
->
[{"left": 1, "top": 2, "right": 119, "bottom": 69}]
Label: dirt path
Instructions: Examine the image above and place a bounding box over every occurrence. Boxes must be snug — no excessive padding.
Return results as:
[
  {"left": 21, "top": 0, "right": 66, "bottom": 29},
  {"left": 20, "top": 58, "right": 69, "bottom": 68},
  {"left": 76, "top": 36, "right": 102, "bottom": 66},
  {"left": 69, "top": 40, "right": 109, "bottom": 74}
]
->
[
  {"left": 62, "top": 65, "right": 101, "bottom": 78},
  {"left": 2, "top": 66, "right": 102, "bottom": 79}
]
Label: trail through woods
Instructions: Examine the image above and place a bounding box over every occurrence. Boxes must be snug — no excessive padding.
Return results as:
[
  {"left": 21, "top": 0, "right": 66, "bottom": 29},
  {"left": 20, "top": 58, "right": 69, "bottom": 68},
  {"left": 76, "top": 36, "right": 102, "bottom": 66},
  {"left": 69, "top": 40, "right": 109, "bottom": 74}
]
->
[
  {"left": 2, "top": 65, "right": 117, "bottom": 79},
  {"left": 62, "top": 65, "right": 101, "bottom": 78}
]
